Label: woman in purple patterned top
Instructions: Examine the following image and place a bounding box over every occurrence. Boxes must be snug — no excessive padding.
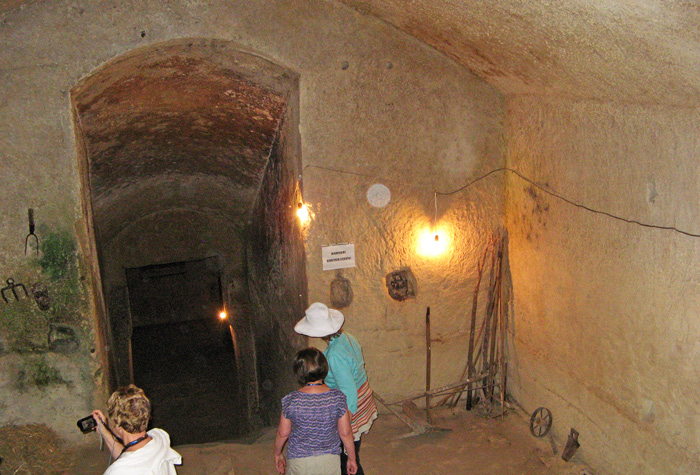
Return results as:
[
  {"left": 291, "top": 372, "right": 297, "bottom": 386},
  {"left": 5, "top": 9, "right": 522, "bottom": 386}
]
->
[{"left": 274, "top": 348, "right": 358, "bottom": 475}]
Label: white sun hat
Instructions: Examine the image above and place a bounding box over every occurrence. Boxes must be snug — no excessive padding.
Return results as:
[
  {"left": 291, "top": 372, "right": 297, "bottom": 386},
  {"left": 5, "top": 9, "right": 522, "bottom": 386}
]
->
[{"left": 294, "top": 302, "right": 345, "bottom": 337}]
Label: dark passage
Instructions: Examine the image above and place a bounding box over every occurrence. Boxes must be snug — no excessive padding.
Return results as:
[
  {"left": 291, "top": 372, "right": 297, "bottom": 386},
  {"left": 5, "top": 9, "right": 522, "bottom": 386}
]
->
[
  {"left": 127, "top": 258, "right": 245, "bottom": 445},
  {"left": 131, "top": 319, "right": 243, "bottom": 445}
]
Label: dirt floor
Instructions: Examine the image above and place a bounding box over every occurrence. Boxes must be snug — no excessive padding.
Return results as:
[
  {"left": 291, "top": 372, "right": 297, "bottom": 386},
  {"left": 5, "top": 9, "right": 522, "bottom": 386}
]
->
[{"left": 70, "top": 405, "right": 594, "bottom": 475}]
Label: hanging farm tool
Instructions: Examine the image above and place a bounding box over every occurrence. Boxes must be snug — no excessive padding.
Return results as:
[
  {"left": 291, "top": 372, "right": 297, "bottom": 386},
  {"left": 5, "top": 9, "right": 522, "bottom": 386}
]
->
[
  {"left": 24, "top": 208, "right": 39, "bottom": 256},
  {"left": 2, "top": 278, "right": 29, "bottom": 304}
]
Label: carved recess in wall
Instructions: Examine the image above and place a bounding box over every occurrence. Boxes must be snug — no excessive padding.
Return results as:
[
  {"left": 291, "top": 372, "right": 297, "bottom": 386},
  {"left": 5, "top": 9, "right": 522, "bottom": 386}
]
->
[
  {"left": 385, "top": 268, "right": 417, "bottom": 301},
  {"left": 30, "top": 282, "right": 51, "bottom": 311},
  {"left": 48, "top": 324, "right": 79, "bottom": 353},
  {"left": 330, "top": 272, "right": 353, "bottom": 309}
]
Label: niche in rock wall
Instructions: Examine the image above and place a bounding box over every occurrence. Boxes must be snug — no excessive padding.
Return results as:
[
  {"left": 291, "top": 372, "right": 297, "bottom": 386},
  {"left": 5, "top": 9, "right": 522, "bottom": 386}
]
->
[
  {"left": 48, "top": 324, "right": 79, "bottom": 353},
  {"left": 330, "top": 272, "right": 353, "bottom": 308},
  {"left": 385, "top": 268, "right": 417, "bottom": 301}
]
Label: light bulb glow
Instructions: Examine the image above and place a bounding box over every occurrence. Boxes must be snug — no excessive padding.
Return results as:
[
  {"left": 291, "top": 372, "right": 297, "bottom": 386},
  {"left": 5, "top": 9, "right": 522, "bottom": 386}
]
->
[
  {"left": 417, "top": 226, "right": 450, "bottom": 257},
  {"left": 219, "top": 310, "right": 228, "bottom": 320},
  {"left": 297, "top": 202, "right": 310, "bottom": 225}
]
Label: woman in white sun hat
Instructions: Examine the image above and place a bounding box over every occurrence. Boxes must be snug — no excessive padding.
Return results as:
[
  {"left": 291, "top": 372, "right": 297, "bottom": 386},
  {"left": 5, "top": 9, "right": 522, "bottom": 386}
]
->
[{"left": 294, "top": 303, "right": 378, "bottom": 475}]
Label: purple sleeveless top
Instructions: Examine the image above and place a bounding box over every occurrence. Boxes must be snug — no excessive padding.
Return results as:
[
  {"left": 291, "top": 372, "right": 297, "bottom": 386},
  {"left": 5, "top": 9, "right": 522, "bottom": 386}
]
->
[{"left": 282, "top": 388, "right": 348, "bottom": 459}]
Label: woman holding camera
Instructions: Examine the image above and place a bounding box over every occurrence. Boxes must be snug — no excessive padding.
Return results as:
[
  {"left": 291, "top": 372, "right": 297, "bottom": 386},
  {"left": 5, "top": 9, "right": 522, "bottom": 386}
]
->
[{"left": 91, "top": 384, "right": 182, "bottom": 475}]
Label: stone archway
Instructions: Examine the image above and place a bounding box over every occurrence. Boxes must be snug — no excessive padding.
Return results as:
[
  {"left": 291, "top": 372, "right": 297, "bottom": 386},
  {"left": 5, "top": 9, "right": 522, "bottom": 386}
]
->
[{"left": 71, "top": 38, "right": 306, "bottom": 443}]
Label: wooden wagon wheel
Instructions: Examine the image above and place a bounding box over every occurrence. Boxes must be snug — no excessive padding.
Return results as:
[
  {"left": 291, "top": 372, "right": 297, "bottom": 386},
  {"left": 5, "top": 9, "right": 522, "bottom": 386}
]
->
[{"left": 529, "top": 407, "right": 553, "bottom": 437}]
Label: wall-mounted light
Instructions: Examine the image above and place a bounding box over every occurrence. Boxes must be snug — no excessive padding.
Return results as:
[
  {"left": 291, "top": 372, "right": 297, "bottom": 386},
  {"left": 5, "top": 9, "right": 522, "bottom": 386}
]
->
[
  {"left": 416, "top": 192, "right": 450, "bottom": 257},
  {"left": 219, "top": 309, "right": 228, "bottom": 320},
  {"left": 417, "top": 226, "right": 449, "bottom": 257},
  {"left": 297, "top": 202, "right": 310, "bottom": 225}
]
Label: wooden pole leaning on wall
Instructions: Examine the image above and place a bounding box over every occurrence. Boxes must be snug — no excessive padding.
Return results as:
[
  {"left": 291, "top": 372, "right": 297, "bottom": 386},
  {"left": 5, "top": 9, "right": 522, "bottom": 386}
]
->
[
  {"left": 452, "top": 232, "right": 509, "bottom": 412},
  {"left": 463, "top": 239, "right": 493, "bottom": 410},
  {"left": 418, "top": 233, "right": 512, "bottom": 415},
  {"left": 443, "top": 235, "right": 495, "bottom": 409},
  {"left": 425, "top": 306, "right": 432, "bottom": 424},
  {"left": 499, "top": 232, "right": 511, "bottom": 418},
  {"left": 480, "top": 238, "right": 500, "bottom": 400},
  {"left": 486, "top": 238, "right": 505, "bottom": 401}
]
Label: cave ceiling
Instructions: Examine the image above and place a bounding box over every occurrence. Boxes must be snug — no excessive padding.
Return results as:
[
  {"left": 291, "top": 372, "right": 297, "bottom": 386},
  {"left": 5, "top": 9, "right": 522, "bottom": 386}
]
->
[
  {"left": 4, "top": 1, "right": 697, "bottom": 107},
  {"left": 12, "top": 1, "right": 700, "bottom": 240},
  {"left": 339, "top": 0, "right": 700, "bottom": 106},
  {"left": 72, "top": 42, "right": 292, "bottom": 243}
]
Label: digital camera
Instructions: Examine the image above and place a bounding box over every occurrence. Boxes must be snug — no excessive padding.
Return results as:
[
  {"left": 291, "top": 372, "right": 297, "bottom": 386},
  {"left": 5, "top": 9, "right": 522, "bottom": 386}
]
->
[{"left": 77, "top": 415, "right": 97, "bottom": 433}]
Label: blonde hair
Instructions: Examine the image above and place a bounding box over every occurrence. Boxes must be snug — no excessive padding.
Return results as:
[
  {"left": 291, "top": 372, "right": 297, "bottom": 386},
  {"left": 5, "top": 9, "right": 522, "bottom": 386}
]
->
[{"left": 107, "top": 384, "right": 151, "bottom": 434}]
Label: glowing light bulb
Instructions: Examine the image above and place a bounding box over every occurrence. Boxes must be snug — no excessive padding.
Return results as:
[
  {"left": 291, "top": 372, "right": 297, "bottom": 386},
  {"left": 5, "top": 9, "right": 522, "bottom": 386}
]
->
[
  {"left": 417, "top": 226, "right": 449, "bottom": 257},
  {"left": 219, "top": 310, "right": 227, "bottom": 320},
  {"left": 297, "top": 202, "right": 310, "bottom": 224}
]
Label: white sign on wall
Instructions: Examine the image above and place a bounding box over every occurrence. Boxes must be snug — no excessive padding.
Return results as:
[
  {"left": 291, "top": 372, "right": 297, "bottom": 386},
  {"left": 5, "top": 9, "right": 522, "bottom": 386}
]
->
[{"left": 322, "top": 243, "right": 356, "bottom": 270}]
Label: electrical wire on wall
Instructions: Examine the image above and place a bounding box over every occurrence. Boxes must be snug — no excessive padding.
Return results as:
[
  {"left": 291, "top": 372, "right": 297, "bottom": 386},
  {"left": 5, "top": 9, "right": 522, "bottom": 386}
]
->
[{"left": 302, "top": 164, "right": 700, "bottom": 239}]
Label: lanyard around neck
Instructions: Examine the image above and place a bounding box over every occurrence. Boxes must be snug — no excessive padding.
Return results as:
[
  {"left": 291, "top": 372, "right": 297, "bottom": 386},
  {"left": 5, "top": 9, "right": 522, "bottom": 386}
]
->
[{"left": 119, "top": 434, "right": 149, "bottom": 458}]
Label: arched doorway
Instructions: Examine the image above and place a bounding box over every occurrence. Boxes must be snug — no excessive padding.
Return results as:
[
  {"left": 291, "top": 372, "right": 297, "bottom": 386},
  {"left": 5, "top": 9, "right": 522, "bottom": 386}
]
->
[{"left": 71, "top": 39, "right": 307, "bottom": 444}]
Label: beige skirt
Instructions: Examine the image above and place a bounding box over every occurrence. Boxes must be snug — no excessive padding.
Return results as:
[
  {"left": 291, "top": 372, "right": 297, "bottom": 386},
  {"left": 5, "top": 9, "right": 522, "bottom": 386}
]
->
[{"left": 287, "top": 453, "right": 340, "bottom": 475}]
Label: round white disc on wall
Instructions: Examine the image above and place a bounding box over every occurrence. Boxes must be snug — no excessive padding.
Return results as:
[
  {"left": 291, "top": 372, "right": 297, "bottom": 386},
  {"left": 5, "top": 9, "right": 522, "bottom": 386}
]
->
[{"left": 367, "top": 183, "right": 391, "bottom": 207}]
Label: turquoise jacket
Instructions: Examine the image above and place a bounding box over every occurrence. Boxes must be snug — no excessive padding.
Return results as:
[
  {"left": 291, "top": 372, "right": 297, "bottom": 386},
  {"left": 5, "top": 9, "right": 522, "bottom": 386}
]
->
[{"left": 323, "top": 332, "right": 368, "bottom": 414}]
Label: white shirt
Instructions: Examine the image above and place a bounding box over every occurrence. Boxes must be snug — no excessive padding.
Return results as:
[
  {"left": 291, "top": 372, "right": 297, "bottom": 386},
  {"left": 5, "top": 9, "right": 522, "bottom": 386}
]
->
[{"left": 104, "top": 428, "right": 182, "bottom": 475}]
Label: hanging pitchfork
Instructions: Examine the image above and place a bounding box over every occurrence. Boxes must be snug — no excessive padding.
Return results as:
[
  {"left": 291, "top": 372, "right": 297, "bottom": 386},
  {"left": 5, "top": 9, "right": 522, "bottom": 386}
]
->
[
  {"left": 24, "top": 208, "right": 39, "bottom": 256},
  {"left": 2, "top": 278, "right": 29, "bottom": 304}
]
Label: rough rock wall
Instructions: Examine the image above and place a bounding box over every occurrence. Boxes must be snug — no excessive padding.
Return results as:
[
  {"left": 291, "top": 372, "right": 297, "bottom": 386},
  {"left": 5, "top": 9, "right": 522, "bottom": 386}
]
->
[
  {"left": 0, "top": 229, "right": 97, "bottom": 444},
  {"left": 0, "top": 0, "right": 505, "bottom": 441},
  {"left": 246, "top": 112, "right": 307, "bottom": 425},
  {"left": 505, "top": 96, "right": 700, "bottom": 475},
  {"left": 302, "top": 63, "right": 505, "bottom": 402}
]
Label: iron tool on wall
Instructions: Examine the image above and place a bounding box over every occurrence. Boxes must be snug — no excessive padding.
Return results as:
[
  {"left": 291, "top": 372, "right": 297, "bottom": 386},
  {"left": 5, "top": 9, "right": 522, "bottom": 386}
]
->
[
  {"left": 561, "top": 428, "right": 580, "bottom": 461},
  {"left": 1, "top": 278, "right": 29, "bottom": 304},
  {"left": 24, "top": 208, "right": 39, "bottom": 256}
]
